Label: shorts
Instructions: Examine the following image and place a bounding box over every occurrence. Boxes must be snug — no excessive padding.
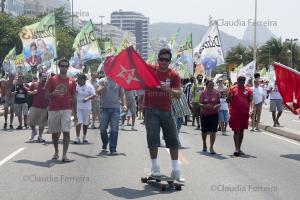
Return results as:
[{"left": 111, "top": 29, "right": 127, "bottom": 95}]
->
[
  {"left": 126, "top": 101, "right": 137, "bottom": 116},
  {"left": 201, "top": 113, "right": 219, "bottom": 133},
  {"left": 145, "top": 107, "right": 179, "bottom": 148},
  {"left": 27, "top": 107, "right": 48, "bottom": 127},
  {"left": 218, "top": 110, "right": 229, "bottom": 123},
  {"left": 14, "top": 103, "right": 28, "bottom": 116},
  {"left": 91, "top": 99, "right": 100, "bottom": 117},
  {"left": 48, "top": 110, "right": 72, "bottom": 133},
  {"left": 4, "top": 96, "right": 14, "bottom": 108},
  {"left": 229, "top": 113, "right": 249, "bottom": 132},
  {"left": 270, "top": 99, "right": 283, "bottom": 112},
  {"left": 77, "top": 108, "right": 91, "bottom": 125},
  {"left": 192, "top": 102, "right": 201, "bottom": 117}
]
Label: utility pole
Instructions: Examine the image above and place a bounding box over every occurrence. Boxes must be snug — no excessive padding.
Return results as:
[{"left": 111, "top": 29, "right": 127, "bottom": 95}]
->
[
  {"left": 253, "top": 0, "right": 257, "bottom": 70},
  {"left": 286, "top": 38, "right": 298, "bottom": 68},
  {"left": 99, "top": 15, "right": 105, "bottom": 39},
  {"left": 71, "top": 0, "right": 74, "bottom": 28},
  {"left": 1, "top": 0, "right": 6, "bottom": 13}
]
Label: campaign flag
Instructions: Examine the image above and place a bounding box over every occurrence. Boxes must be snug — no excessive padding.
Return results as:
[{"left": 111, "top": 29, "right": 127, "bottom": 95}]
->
[
  {"left": 237, "top": 60, "right": 256, "bottom": 78},
  {"left": 14, "top": 54, "right": 31, "bottom": 75},
  {"left": 2, "top": 47, "right": 16, "bottom": 74},
  {"left": 19, "top": 12, "right": 56, "bottom": 68},
  {"left": 167, "top": 28, "right": 180, "bottom": 50},
  {"left": 70, "top": 20, "right": 101, "bottom": 68},
  {"left": 146, "top": 52, "right": 157, "bottom": 65},
  {"left": 193, "top": 22, "right": 224, "bottom": 71},
  {"left": 274, "top": 62, "right": 300, "bottom": 115},
  {"left": 104, "top": 47, "right": 160, "bottom": 90},
  {"left": 116, "top": 38, "right": 131, "bottom": 53},
  {"left": 102, "top": 39, "right": 115, "bottom": 57},
  {"left": 177, "top": 33, "right": 193, "bottom": 76}
]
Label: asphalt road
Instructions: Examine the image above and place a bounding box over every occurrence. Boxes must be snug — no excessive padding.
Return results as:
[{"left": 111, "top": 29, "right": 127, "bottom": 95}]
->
[{"left": 0, "top": 117, "right": 299, "bottom": 200}]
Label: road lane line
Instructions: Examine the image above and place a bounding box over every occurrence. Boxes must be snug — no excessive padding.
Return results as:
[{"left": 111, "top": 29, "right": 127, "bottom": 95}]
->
[
  {"left": 0, "top": 147, "right": 26, "bottom": 167},
  {"left": 262, "top": 132, "right": 300, "bottom": 146}
]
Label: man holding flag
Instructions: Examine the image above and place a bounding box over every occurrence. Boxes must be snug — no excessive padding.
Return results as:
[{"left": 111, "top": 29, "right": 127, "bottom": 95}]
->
[{"left": 144, "top": 48, "right": 185, "bottom": 182}]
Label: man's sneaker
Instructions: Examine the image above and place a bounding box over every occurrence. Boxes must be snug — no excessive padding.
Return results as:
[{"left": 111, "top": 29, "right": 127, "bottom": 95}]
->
[
  {"left": 131, "top": 126, "right": 137, "bottom": 131},
  {"left": 3, "top": 123, "right": 7, "bottom": 130},
  {"left": 37, "top": 136, "right": 45, "bottom": 143},
  {"left": 9, "top": 125, "right": 13, "bottom": 129},
  {"left": 151, "top": 166, "right": 162, "bottom": 177},
  {"left": 120, "top": 124, "right": 125, "bottom": 130},
  {"left": 29, "top": 131, "right": 37, "bottom": 140},
  {"left": 83, "top": 135, "right": 88, "bottom": 143},
  {"left": 24, "top": 124, "right": 28, "bottom": 129},
  {"left": 73, "top": 137, "right": 81, "bottom": 144},
  {"left": 110, "top": 151, "right": 118, "bottom": 155},
  {"left": 16, "top": 126, "right": 22, "bottom": 130},
  {"left": 102, "top": 145, "right": 107, "bottom": 151},
  {"left": 91, "top": 124, "right": 96, "bottom": 129},
  {"left": 170, "top": 170, "right": 185, "bottom": 183}
]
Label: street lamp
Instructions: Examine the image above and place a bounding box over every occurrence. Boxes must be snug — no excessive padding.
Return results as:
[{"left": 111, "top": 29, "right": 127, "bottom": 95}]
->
[
  {"left": 286, "top": 38, "right": 298, "bottom": 67},
  {"left": 253, "top": 0, "right": 258, "bottom": 69},
  {"left": 99, "top": 15, "right": 105, "bottom": 39}
]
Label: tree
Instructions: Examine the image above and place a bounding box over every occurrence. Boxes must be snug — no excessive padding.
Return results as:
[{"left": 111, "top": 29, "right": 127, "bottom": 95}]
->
[{"left": 225, "top": 44, "right": 253, "bottom": 67}]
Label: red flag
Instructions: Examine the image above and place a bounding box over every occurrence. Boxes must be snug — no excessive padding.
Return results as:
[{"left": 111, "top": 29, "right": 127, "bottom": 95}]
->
[
  {"left": 274, "top": 62, "right": 300, "bottom": 115},
  {"left": 103, "top": 47, "right": 160, "bottom": 90}
]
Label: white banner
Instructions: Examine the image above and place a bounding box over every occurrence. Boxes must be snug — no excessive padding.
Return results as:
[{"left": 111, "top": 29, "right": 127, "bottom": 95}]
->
[
  {"left": 193, "top": 22, "right": 224, "bottom": 70},
  {"left": 238, "top": 60, "right": 256, "bottom": 78}
]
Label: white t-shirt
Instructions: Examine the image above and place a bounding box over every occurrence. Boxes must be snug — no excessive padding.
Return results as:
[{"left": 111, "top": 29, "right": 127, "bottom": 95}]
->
[
  {"left": 268, "top": 84, "right": 282, "bottom": 100},
  {"left": 76, "top": 82, "right": 95, "bottom": 109},
  {"left": 253, "top": 86, "right": 265, "bottom": 104},
  {"left": 220, "top": 98, "right": 229, "bottom": 111}
]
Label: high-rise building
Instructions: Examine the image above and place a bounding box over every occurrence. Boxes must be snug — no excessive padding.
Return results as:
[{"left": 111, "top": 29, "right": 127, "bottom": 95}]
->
[
  {"left": 24, "top": 0, "right": 70, "bottom": 16},
  {"left": 3, "top": 0, "right": 25, "bottom": 17},
  {"left": 110, "top": 10, "right": 149, "bottom": 59}
]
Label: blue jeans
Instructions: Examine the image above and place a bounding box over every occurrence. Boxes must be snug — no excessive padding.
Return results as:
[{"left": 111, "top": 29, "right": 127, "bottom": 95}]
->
[{"left": 99, "top": 108, "right": 120, "bottom": 152}]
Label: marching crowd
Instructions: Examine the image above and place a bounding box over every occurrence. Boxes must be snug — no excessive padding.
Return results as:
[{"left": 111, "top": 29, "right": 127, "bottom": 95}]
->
[{"left": 0, "top": 48, "right": 286, "bottom": 182}]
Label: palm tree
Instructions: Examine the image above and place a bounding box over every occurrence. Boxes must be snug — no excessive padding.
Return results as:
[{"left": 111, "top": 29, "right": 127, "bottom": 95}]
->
[{"left": 225, "top": 44, "right": 253, "bottom": 67}]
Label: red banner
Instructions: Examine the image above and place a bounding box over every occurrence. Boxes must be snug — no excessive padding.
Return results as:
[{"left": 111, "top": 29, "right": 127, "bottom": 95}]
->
[
  {"left": 274, "top": 62, "right": 300, "bottom": 115},
  {"left": 104, "top": 47, "right": 160, "bottom": 90}
]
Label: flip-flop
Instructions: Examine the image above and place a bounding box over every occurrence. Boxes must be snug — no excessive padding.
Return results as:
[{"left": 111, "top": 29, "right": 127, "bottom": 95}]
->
[
  {"left": 62, "top": 157, "right": 72, "bottom": 162},
  {"left": 52, "top": 154, "right": 59, "bottom": 160}
]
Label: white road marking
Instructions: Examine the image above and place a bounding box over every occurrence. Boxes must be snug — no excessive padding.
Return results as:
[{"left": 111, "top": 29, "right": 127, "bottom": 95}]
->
[
  {"left": 292, "top": 120, "right": 300, "bottom": 123},
  {"left": 0, "top": 147, "right": 26, "bottom": 167},
  {"left": 262, "top": 132, "right": 300, "bottom": 146}
]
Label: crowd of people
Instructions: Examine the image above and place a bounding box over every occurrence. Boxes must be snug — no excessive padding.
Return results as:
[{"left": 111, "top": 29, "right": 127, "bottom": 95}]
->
[{"left": 0, "top": 48, "right": 287, "bottom": 183}]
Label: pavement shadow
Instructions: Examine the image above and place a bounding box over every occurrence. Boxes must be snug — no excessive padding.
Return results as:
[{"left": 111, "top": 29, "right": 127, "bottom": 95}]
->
[
  {"left": 228, "top": 154, "right": 257, "bottom": 159},
  {"left": 97, "top": 151, "right": 127, "bottom": 158},
  {"left": 197, "top": 151, "right": 228, "bottom": 160},
  {"left": 70, "top": 152, "right": 98, "bottom": 159},
  {"left": 14, "top": 159, "right": 66, "bottom": 168},
  {"left": 104, "top": 184, "right": 178, "bottom": 199},
  {"left": 280, "top": 154, "right": 300, "bottom": 161},
  {"left": 69, "top": 141, "right": 95, "bottom": 145}
]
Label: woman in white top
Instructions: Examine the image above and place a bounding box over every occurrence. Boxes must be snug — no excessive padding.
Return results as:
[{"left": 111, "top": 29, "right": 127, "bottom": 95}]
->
[
  {"left": 74, "top": 73, "right": 96, "bottom": 144},
  {"left": 251, "top": 78, "right": 265, "bottom": 131}
]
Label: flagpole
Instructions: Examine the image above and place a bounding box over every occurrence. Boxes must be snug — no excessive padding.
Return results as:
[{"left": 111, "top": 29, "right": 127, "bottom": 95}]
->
[{"left": 253, "top": 0, "right": 257, "bottom": 70}]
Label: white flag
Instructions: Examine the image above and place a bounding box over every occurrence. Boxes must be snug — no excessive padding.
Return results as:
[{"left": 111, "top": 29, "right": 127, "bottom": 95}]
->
[
  {"left": 238, "top": 60, "right": 256, "bottom": 78},
  {"left": 193, "top": 22, "right": 224, "bottom": 70}
]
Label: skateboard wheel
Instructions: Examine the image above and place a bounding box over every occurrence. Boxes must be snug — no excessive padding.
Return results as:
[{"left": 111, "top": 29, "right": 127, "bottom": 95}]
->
[
  {"left": 141, "top": 177, "right": 147, "bottom": 183},
  {"left": 156, "top": 179, "right": 161, "bottom": 182}
]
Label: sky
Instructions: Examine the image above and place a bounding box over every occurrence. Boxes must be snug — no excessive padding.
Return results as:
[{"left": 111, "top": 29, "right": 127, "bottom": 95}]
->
[{"left": 72, "top": 0, "right": 299, "bottom": 40}]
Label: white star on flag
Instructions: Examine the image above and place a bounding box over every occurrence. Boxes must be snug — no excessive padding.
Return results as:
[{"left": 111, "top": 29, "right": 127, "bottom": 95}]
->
[{"left": 116, "top": 65, "right": 140, "bottom": 84}]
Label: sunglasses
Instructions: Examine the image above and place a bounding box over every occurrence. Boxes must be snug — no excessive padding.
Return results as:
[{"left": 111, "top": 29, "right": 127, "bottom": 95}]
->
[
  {"left": 59, "top": 65, "right": 69, "bottom": 68},
  {"left": 159, "top": 57, "right": 171, "bottom": 62}
]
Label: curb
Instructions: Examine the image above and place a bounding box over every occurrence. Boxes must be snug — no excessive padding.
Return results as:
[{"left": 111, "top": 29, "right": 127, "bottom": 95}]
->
[{"left": 258, "top": 123, "right": 300, "bottom": 142}]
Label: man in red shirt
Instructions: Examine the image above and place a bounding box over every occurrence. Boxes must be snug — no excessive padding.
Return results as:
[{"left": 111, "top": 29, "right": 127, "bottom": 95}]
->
[
  {"left": 144, "top": 48, "right": 184, "bottom": 182},
  {"left": 27, "top": 72, "right": 49, "bottom": 142},
  {"left": 228, "top": 74, "right": 253, "bottom": 156},
  {"left": 45, "top": 59, "right": 77, "bottom": 162}
]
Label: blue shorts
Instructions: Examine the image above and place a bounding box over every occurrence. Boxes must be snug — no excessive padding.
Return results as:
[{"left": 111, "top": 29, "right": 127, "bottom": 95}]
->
[{"left": 219, "top": 110, "right": 229, "bottom": 123}]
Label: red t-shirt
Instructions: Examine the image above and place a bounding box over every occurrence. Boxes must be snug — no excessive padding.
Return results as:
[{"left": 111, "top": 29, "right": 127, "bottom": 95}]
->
[
  {"left": 46, "top": 75, "right": 76, "bottom": 111},
  {"left": 144, "top": 67, "right": 181, "bottom": 111},
  {"left": 29, "top": 82, "right": 49, "bottom": 108},
  {"left": 229, "top": 85, "right": 253, "bottom": 115},
  {"left": 200, "top": 89, "right": 220, "bottom": 116}
]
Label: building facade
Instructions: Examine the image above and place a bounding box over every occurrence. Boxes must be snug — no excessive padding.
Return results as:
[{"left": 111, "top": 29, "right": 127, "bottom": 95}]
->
[{"left": 110, "top": 10, "right": 149, "bottom": 59}]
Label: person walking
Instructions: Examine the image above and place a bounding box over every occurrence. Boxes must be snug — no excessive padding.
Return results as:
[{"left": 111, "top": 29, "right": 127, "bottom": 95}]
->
[
  {"left": 45, "top": 59, "right": 77, "bottom": 162},
  {"left": 2, "top": 74, "right": 15, "bottom": 129},
  {"left": 190, "top": 74, "right": 205, "bottom": 129},
  {"left": 199, "top": 79, "right": 220, "bottom": 154},
  {"left": 27, "top": 72, "right": 48, "bottom": 142},
  {"left": 121, "top": 90, "right": 138, "bottom": 131},
  {"left": 74, "top": 73, "right": 96, "bottom": 144},
  {"left": 267, "top": 81, "right": 283, "bottom": 127},
  {"left": 144, "top": 48, "right": 184, "bottom": 182},
  {"left": 228, "top": 74, "right": 253, "bottom": 156},
  {"left": 96, "top": 76, "right": 126, "bottom": 155},
  {"left": 89, "top": 71, "right": 100, "bottom": 129},
  {"left": 251, "top": 78, "right": 265, "bottom": 131}
]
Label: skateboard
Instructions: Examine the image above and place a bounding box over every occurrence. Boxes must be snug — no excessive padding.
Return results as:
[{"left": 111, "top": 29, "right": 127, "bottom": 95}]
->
[{"left": 141, "top": 175, "right": 184, "bottom": 191}]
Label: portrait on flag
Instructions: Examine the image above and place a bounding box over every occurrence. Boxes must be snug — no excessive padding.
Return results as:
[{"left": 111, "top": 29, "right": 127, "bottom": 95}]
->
[
  {"left": 70, "top": 20, "right": 101, "bottom": 69},
  {"left": 19, "top": 13, "right": 56, "bottom": 70}
]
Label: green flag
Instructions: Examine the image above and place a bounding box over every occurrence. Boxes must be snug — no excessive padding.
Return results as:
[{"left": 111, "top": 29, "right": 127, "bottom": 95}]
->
[
  {"left": 167, "top": 28, "right": 180, "bottom": 50},
  {"left": 2, "top": 47, "right": 16, "bottom": 74},
  {"left": 146, "top": 52, "right": 156, "bottom": 65},
  {"left": 102, "top": 39, "right": 115, "bottom": 56},
  {"left": 70, "top": 20, "right": 101, "bottom": 68},
  {"left": 181, "top": 33, "right": 192, "bottom": 51},
  {"left": 19, "top": 12, "right": 56, "bottom": 67},
  {"left": 116, "top": 38, "right": 131, "bottom": 53}
]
